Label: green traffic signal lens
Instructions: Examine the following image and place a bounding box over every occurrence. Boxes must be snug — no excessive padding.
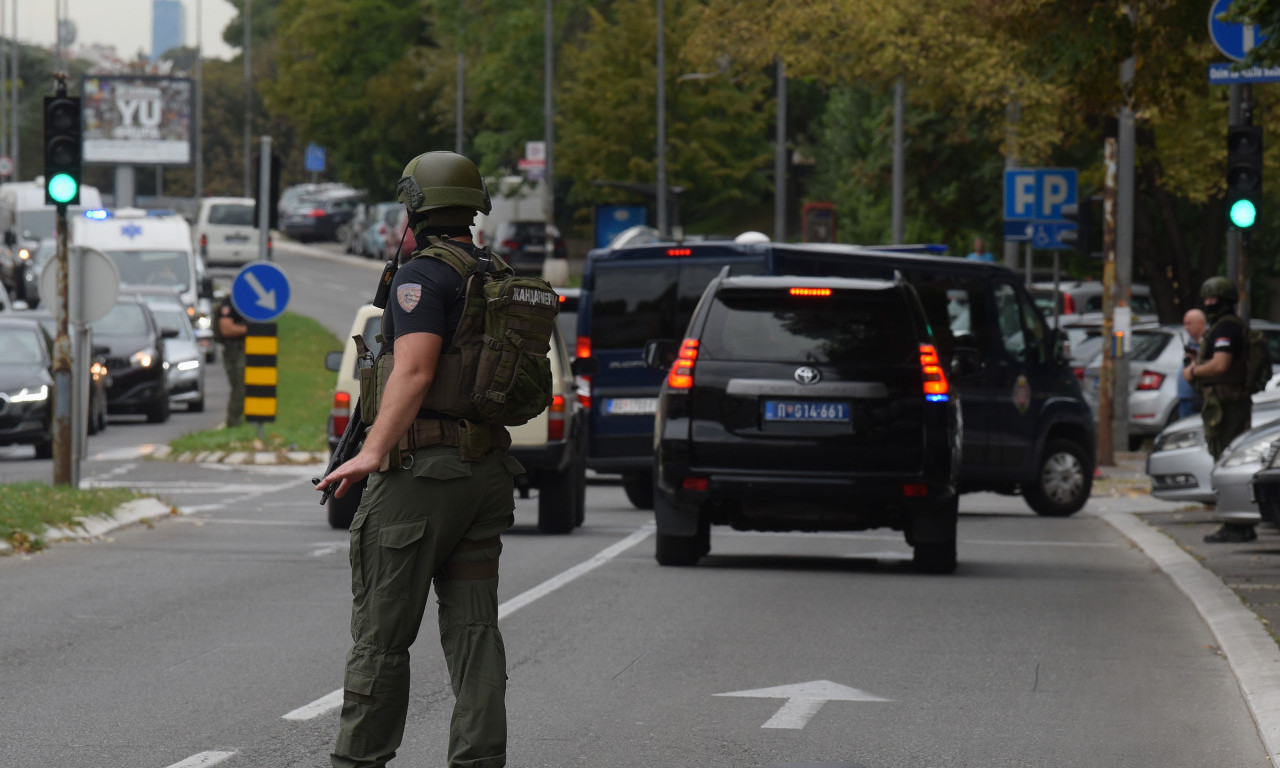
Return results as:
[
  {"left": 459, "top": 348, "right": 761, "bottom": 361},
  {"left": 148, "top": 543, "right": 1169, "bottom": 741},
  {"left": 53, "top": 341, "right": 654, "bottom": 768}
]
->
[
  {"left": 1230, "top": 198, "right": 1257, "bottom": 229},
  {"left": 47, "top": 172, "right": 77, "bottom": 204}
]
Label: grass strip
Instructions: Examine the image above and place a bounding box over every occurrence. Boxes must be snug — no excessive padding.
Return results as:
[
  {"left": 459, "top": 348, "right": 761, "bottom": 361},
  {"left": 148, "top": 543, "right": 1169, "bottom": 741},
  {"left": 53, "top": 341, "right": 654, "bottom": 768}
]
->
[
  {"left": 170, "top": 310, "right": 339, "bottom": 455},
  {"left": 1, "top": 482, "right": 142, "bottom": 553}
]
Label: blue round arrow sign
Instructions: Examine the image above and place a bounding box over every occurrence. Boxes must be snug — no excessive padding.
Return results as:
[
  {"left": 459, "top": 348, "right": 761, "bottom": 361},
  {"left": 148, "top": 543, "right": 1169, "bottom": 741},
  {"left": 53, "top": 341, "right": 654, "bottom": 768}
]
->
[{"left": 231, "top": 262, "right": 291, "bottom": 323}]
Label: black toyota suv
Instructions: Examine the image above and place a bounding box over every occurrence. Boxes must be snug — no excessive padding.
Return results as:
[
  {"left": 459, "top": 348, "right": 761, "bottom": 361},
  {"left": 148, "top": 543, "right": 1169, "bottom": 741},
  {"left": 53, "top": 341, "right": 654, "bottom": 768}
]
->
[{"left": 645, "top": 273, "right": 962, "bottom": 573}]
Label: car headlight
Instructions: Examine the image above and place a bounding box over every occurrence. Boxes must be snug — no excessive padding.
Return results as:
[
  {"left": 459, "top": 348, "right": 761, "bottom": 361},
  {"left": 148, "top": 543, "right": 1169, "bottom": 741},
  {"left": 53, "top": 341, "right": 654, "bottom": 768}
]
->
[
  {"left": 1222, "top": 435, "right": 1278, "bottom": 468},
  {"left": 130, "top": 348, "right": 158, "bottom": 368},
  {"left": 1154, "top": 427, "right": 1203, "bottom": 452},
  {"left": 176, "top": 359, "right": 201, "bottom": 372},
  {"left": 195, "top": 314, "right": 211, "bottom": 330},
  {"left": 9, "top": 384, "right": 48, "bottom": 403}
]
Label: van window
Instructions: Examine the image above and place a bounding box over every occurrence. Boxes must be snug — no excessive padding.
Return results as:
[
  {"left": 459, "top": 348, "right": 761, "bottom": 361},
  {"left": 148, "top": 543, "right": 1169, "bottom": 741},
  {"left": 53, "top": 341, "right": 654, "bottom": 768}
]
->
[
  {"left": 898, "top": 271, "right": 987, "bottom": 359},
  {"left": 995, "top": 282, "right": 1047, "bottom": 363},
  {"left": 103, "top": 250, "right": 193, "bottom": 291},
  {"left": 592, "top": 264, "right": 678, "bottom": 349},
  {"left": 701, "top": 289, "right": 915, "bottom": 364},
  {"left": 1082, "top": 292, "right": 1153, "bottom": 314},
  {"left": 17, "top": 210, "right": 57, "bottom": 239},
  {"left": 209, "top": 204, "right": 254, "bottom": 226}
]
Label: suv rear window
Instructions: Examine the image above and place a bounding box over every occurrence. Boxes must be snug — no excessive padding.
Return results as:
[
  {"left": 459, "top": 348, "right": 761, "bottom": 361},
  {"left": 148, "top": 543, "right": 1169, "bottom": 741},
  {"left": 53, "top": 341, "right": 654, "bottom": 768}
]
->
[{"left": 700, "top": 289, "right": 917, "bottom": 364}]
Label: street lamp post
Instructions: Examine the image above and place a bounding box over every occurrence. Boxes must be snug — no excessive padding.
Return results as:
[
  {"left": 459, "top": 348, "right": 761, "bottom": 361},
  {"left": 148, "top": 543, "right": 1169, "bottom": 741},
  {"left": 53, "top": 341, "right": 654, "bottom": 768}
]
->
[{"left": 655, "top": 0, "right": 667, "bottom": 238}]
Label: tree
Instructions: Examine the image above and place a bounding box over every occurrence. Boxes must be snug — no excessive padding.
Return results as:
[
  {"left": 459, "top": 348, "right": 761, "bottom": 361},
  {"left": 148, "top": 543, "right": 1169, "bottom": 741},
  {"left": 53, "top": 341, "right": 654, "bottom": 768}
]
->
[{"left": 1221, "top": 0, "right": 1280, "bottom": 67}]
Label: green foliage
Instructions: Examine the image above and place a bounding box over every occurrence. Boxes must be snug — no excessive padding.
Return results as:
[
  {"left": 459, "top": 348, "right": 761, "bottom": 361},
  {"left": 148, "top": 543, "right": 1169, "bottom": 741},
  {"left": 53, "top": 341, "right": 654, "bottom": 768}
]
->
[
  {"left": 170, "top": 311, "right": 338, "bottom": 455},
  {"left": 1220, "top": 0, "right": 1280, "bottom": 67},
  {"left": 0, "top": 483, "right": 142, "bottom": 553}
]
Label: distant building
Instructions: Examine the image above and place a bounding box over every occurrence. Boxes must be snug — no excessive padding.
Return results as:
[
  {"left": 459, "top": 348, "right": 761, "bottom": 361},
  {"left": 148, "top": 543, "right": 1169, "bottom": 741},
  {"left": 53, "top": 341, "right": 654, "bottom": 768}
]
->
[{"left": 151, "top": 0, "right": 186, "bottom": 62}]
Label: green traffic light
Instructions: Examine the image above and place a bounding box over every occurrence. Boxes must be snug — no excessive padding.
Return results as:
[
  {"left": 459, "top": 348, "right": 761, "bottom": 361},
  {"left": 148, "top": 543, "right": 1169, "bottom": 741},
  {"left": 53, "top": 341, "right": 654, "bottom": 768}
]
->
[
  {"left": 1230, "top": 199, "right": 1258, "bottom": 228},
  {"left": 47, "top": 172, "right": 77, "bottom": 204}
]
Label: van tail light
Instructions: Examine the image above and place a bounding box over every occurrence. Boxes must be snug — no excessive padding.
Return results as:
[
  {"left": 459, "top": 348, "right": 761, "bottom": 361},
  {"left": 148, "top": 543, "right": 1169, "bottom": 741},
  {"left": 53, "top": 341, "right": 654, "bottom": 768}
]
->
[
  {"left": 1137, "top": 370, "right": 1165, "bottom": 391},
  {"left": 682, "top": 476, "right": 709, "bottom": 492},
  {"left": 547, "top": 394, "right": 566, "bottom": 441},
  {"left": 501, "top": 239, "right": 520, "bottom": 252},
  {"left": 919, "top": 343, "right": 949, "bottom": 401},
  {"left": 902, "top": 482, "right": 929, "bottom": 497},
  {"left": 199, "top": 233, "right": 208, "bottom": 258},
  {"left": 575, "top": 335, "right": 593, "bottom": 409},
  {"left": 667, "top": 248, "right": 692, "bottom": 257},
  {"left": 667, "top": 338, "right": 700, "bottom": 389},
  {"left": 1062, "top": 293, "right": 1076, "bottom": 315},
  {"left": 1073, "top": 367, "right": 1086, "bottom": 381},
  {"left": 576, "top": 335, "right": 592, "bottom": 360},
  {"left": 331, "top": 391, "right": 351, "bottom": 438}
]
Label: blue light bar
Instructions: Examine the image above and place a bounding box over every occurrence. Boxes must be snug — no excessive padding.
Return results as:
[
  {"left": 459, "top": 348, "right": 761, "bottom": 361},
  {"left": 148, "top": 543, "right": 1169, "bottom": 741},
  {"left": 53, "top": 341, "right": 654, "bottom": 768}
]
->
[
  {"left": 83, "top": 209, "right": 110, "bottom": 220},
  {"left": 926, "top": 394, "right": 949, "bottom": 403}
]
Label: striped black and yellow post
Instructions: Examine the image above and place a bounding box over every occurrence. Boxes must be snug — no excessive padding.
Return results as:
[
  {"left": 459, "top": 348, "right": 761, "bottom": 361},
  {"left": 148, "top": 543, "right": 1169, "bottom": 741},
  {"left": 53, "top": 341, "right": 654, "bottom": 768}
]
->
[{"left": 244, "top": 323, "right": 279, "bottom": 425}]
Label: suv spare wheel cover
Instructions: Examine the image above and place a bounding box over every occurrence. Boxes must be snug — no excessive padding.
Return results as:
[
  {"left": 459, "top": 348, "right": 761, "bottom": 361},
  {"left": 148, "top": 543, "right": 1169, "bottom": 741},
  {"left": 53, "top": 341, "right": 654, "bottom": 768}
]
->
[{"left": 794, "top": 366, "right": 821, "bottom": 384}]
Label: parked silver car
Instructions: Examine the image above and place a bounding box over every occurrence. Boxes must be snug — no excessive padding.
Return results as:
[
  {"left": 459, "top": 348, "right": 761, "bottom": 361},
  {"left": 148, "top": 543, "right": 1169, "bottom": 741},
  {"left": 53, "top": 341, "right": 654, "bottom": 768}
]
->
[
  {"left": 1080, "top": 325, "right": 1180, "bottom": 447},
  {"left": 1209, "top": 419, "right": 1280, "bottom": 523},
  {"left": 1146, "top": 389, "right": 1280, "bottom": 503}
]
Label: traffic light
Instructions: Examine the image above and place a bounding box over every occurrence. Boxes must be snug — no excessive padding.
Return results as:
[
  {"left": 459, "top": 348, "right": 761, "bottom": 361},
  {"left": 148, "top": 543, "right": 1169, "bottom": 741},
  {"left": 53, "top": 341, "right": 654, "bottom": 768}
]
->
[
  {"left": 43, "top": 94, "right": 81, "bottom": 207},
  {"left": 252, "top": 152, "right": 281, "bottom": 230},
  {"left": 1226, "top": 124, "right": 1262, "bottom": 229}
]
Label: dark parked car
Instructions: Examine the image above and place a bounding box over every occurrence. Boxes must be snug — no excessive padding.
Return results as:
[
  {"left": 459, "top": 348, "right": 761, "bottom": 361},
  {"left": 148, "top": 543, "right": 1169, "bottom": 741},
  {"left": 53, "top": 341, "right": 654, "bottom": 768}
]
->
[
  {"left": 91, "top": 296, "right": 171, "bottom": 423},
  {"left": 645, "top": 273, "right": 962, "bottom": 572},
  {"left": 0, "top": 316, "right": 55, "bottom": 457},
  {"left": 492, "top": 220, "right": 568, "bottom": 275},
  {"left": 280, "top": 190, "right": 365, "bottom": 243}
]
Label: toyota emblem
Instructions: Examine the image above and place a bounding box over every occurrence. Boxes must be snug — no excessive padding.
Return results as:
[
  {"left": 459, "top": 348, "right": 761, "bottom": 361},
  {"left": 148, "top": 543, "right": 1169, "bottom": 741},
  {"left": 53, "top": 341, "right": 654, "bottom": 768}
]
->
[{"left": 794, "top": 366, "right": 821, "bottom": 385}]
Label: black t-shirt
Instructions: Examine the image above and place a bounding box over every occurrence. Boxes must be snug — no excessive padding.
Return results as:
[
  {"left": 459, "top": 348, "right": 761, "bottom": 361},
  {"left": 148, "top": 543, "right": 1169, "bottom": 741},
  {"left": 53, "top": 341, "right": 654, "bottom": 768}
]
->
[
  {"left": 1202, "top": 315, "right": 1247, "bottom": 383},
  {"left": 383, "top": 242, "right": 495, "bottom": 351},
  {"left": 217, "top": 296, "right": 246, "bottom": 343}
]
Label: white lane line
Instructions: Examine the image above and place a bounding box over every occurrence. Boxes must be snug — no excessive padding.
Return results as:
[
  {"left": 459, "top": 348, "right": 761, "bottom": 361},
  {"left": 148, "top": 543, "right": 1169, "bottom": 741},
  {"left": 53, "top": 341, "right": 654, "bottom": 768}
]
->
[
  {"left": 163, "top": 751, "right": 237, "bottom": 768},
  {"left": 284, "top": 524, "right": 655, "bottom": 722},
  {"left": 282, "top": 689, "right": 345, "bottom": 722}
]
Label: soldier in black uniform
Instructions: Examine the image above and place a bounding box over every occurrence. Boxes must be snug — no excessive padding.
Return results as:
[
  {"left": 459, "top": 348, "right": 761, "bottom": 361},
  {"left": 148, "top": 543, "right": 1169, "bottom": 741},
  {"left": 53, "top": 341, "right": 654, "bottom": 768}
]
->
[{"left": 1183, "top": 276, "right": 1254, "bottom": 543}]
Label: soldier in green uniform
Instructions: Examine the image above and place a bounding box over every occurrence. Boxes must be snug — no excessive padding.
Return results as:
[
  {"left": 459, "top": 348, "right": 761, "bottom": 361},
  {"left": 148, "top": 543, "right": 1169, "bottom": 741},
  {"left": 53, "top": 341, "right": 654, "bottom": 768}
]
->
[
  {"left": 317, "top": 151, "right": 519, "bottom": 768},
  {"left": 216, "top": 295, "right": 248, "bottom": 427},
  {"left": 1183, "top": 276, "right": 1255, "bottom": 543}
]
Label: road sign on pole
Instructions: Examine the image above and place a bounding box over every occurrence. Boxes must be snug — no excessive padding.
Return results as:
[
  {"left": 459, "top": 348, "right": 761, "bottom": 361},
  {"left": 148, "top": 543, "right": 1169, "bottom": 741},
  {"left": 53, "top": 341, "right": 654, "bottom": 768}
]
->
[
  {"left": 304, "top": 143, "right": 326, "bottom": 173},
  {"left": 1004, "top": 168, "right": 1078, "bottom": 221},
  {"left": 231, "top": 262, "right": 291, "bottom": 323},
  {"left": 1209, "top": 0, "right": 1267, "bottom": 62}
]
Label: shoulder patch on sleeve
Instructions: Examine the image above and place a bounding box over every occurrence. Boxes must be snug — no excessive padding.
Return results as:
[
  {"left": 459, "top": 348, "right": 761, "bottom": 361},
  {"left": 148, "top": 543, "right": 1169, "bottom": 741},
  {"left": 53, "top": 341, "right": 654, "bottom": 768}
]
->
[{"left": 397, "top": 283, "right": 423, "bottom": 312}]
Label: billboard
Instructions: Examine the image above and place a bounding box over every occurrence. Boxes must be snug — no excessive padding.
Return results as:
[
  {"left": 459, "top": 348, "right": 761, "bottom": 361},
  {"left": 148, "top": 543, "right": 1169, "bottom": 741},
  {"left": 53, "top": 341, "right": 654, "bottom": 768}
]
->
[{"left": 81, "top": 75, "right": 193, "bottom": 165}]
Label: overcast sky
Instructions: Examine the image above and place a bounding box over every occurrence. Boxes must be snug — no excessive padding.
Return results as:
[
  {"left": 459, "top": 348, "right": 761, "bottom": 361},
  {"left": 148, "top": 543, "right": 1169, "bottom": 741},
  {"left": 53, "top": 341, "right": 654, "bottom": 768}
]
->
[{"left": 13, "top": 1, "right": 238, "bottom": 62}]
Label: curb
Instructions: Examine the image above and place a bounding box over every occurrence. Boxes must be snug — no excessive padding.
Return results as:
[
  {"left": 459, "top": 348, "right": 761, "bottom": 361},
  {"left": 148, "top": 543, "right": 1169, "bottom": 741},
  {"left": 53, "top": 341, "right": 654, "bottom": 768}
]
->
[
  {"left": 1, "top": 497, "right": 174, "bottom": 556},
  {"left": 153, "top": 445, "right": 328, "bottom": 466},
  {"left": 1101, "top": 510, "right": 1280, "bottom": 760}
]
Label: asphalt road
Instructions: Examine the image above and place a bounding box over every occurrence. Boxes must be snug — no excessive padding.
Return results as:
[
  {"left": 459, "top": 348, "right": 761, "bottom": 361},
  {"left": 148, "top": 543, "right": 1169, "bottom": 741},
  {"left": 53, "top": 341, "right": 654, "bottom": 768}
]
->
[{"left": 0, "top": 239, "right": 1273, "bottom": 767}]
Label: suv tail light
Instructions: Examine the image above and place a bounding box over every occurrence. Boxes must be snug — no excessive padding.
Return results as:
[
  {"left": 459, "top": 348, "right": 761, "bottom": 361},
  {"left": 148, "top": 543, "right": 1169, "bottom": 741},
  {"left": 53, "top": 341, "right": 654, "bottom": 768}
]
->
[
  {"left": 789, "top": 287, "right": 832, "bottom": 297},
  {"left": 667, "top": 338, "right": 700, "bottom": 389},
  {"left": 667, "top": 248, "right": 692, "bottom": 257},
  {"left": 547, "top": 394, "right": 566, "bottom": 441},
  {"left": 576, "top": 335, "right": 592, "bottom": 409},
  {"left": 919, "top": 343, "right": 950, "bottom": 401},
  {"left": 501, "top": 239, "right": 520, "bottom": 252},
  {"left": 310, "top": 208, "right": 327, "bottom": 218},
  {"left": 1137, "top": 369, "right": 1164, "bottom": 391},
  {"left": 331, "top": 391, "right": 351, "bottom": 438}
]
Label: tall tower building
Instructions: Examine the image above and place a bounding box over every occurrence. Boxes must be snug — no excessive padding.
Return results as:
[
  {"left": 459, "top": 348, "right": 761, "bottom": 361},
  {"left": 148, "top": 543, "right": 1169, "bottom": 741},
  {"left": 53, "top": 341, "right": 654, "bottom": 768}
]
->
[{"left": 152, "top": 0, "right": 187, "bottom": 62}]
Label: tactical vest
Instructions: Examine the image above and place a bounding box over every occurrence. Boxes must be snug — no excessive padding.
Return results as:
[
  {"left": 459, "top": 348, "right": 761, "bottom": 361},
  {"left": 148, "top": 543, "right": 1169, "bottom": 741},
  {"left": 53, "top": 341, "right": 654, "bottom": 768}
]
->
[{"left": 1197, "top": 313, "right": 1250, "bottom": 401}]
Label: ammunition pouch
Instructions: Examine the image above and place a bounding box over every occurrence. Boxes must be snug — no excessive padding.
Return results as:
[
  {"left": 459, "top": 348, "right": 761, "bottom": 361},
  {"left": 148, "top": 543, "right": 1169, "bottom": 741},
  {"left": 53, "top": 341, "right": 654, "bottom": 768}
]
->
[{"left": 379, "top": 417, "right": 511, "bottom": 470}]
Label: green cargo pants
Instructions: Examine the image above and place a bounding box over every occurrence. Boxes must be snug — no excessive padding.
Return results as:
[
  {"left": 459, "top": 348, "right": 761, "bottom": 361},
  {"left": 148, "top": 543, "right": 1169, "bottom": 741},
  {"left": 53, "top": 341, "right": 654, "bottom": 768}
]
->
[
  {"left": 221, "top": 339, "right": 245, "bottom": 427},
  {"left": 1204, "top": 396, "right": 1252, "bottom": 461},
  {"left": 332, "top": 444, "right": 520, "bottom": 768}
]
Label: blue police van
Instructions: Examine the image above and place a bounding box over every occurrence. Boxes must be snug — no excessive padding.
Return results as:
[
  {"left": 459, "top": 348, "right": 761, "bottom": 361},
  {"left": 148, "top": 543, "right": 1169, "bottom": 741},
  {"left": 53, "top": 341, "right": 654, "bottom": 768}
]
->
[{"left": 574, "top": 239, "right": 1096, "bottom": 517}]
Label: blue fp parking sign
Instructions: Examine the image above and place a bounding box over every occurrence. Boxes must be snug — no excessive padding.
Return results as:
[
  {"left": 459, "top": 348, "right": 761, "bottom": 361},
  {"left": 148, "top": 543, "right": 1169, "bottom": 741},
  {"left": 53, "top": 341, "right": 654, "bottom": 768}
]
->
[
  {"left": 1003, "top": 168, "right": 1077, "bottom": 221},
  {"left": 304, "top": 143, "right": 326, "bottom": 174},
  {"left": 231, "top": 262, "right": 291, "bottom": 323}
]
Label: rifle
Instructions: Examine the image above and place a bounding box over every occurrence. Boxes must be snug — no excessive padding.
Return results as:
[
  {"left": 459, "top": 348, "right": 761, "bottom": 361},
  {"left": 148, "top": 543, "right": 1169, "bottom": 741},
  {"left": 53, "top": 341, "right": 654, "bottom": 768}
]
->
[{"left": 313, "top": 251, "right": 404, "bottom": 505}]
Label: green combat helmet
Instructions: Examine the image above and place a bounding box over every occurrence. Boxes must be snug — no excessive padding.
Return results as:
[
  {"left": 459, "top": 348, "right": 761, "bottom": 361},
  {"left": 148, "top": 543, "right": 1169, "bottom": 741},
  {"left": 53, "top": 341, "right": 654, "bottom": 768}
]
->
[
  {"left": 396, "top": 151, "right": 492, "bottom": 228},
  {"left": 1200, "top": 275, "right": 1239, "bottom": 305}
]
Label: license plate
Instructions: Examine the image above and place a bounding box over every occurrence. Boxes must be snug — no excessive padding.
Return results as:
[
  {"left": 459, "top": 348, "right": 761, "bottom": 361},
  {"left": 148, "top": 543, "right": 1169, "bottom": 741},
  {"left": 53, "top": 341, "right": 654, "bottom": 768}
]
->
[
  {"left": 605, "top": 397, "right": 658, "bottom": 415},
  {"left": 225, "top": 234, "right": 250, "bottom": 243},
  {"left": 763, "top": 400, "right": 850, "bottom": 422}
]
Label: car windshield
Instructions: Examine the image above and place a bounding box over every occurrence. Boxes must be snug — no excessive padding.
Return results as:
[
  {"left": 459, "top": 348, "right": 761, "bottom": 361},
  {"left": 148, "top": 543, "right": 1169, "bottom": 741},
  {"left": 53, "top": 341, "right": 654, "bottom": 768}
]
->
[
  {"left": 208, "top": 204, "right": 254, "bottom": 226},
  {"left": 150, "top": 307, "right": 193, "bottom": 339},
  {"left": 701, "top": 289, "right": 916, "bottom": 364},
  {"left": 1131, "top": 330, "right": 1171, "bottom": 362},
  {"left": 0, "top": 327, "right": 45, "bottom": 364},
  {"left": 103, "top": 250, "right": 192, "bottom": 292},
  {"left": 92, "top": 303, "right": 150, "bottom": 336},
  {"left": 17, "top": 210, "right": 57, "bottom": 240}
]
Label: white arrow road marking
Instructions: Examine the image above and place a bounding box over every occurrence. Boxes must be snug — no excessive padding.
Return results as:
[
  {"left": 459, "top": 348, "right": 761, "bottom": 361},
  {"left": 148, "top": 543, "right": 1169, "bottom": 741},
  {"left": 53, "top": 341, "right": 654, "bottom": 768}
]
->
[
  {"left": 715, "top": 679, "right": 891, "bottom": 729},
  {"left": 283, "top": 524, "right": 655, "bottom": 721},
  {"left": 163, "top": 751, "right": 236, "bottom": 768},
  {"left": 244, "top": 270, "right": 278, "bottom": 311}
]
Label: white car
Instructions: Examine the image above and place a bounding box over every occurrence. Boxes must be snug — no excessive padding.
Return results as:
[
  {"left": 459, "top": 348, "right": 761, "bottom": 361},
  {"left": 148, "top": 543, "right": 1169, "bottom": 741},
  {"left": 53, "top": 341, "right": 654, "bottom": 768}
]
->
[{"left": 193, "top": 197, "right": 265, "bottom": 267}]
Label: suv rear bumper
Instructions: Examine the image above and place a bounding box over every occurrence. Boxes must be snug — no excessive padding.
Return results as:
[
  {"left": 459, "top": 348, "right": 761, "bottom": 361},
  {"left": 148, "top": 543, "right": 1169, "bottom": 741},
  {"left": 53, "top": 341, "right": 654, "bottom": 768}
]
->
[{"left": 656, "top": 466, "right": 957, "bottom": 541}]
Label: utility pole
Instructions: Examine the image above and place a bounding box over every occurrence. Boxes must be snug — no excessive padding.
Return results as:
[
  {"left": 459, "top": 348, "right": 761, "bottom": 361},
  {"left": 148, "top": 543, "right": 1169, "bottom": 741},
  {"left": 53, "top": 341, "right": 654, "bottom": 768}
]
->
[
  {"left": 774, "top": 59, "right": 786, "bottom": 242},
  {"left": 12, "top": 0, "right": 18, "bottom": 182},
  {"left": 1114, "top": 48, "right": 1136, "bottom": 454},
  {"left": 242, "top": 0, "right": 252, "bottom": 198},
  {"left": 195, "top": 0, "right": 203, "bottom": 199},
  {"left": 1097, "top": 138, "right": 1119, "bottom": 467},
  {"left": 655, "top": 0, "right": 667, "bottom": 239},
  {"left": 891, "top": 78, "right": 904, "bottom": 244},
  {"left": 543, "top": 0, "right": 558, "bottom": 282}
]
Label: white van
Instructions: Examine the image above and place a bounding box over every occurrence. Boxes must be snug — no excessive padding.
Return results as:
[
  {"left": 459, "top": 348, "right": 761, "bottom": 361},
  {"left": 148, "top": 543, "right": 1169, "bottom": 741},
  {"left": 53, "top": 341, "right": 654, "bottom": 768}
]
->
[
  {"left": 72, "top": 208, "right": 216, "bottom": 358},
  {"left": 0, "top": 180, "right": 104, "bottom": 246},
  {"left": 193, "top": 196, "right": 266, "bottom": 266}
]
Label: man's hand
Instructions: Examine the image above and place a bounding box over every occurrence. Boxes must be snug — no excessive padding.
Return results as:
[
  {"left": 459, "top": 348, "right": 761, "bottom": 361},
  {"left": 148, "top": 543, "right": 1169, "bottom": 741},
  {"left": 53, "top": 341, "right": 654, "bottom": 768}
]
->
[
  {"left": 1183, "top": 363, "right": 1196, "bottom": 383},
  {"left": 316, "top": 450, "right": 383, "bottom": 499}
]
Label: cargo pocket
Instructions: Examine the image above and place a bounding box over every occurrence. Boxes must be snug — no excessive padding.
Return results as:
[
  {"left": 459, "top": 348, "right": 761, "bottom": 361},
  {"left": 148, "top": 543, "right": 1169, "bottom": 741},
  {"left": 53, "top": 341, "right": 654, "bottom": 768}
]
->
[
  {"left": 502, "top": 454, "right": 526, "bottom": 476},
  {"left": 1202, "top": 395, "right": 1223, "bottom": 429},
  {"left": 374, "top": 519, "right": 427, "bottom": 599},
  {"left": 348, "top": 510, "right": 370, "bottom": 599},
  {"left": 411, "top": 449, "right": 473, "bottom": 481}
]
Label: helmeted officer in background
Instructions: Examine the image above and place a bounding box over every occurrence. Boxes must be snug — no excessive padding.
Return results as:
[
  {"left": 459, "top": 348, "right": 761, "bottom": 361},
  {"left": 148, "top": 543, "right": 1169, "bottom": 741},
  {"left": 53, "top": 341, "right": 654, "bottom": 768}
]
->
[
  {"left": 318, "top": 151, "right": 520, "bottom": 768},
  {"left": 216, "top": 294, "right": 248, "bottom": 427},
  {"left": 1183, "top": 276, "right": 1254, "bottom": 543}
]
